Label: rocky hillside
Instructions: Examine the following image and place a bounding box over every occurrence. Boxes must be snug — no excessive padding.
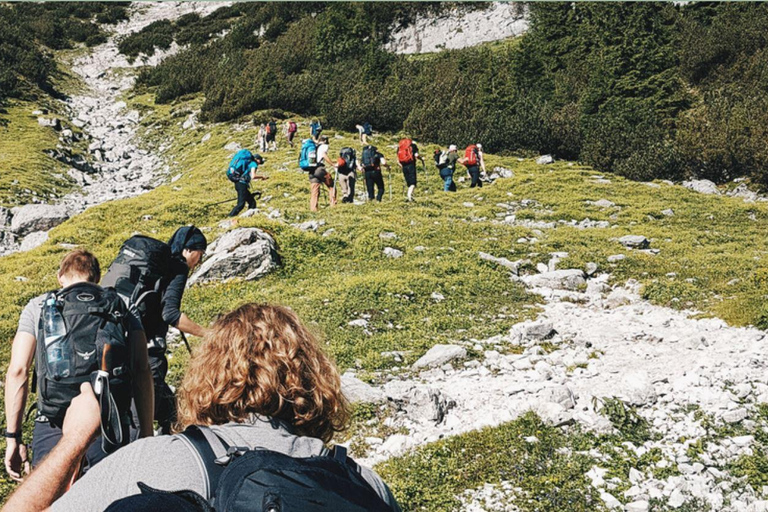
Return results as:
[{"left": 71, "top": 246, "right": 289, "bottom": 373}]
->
[
  {"left": 2, "top": 3, "right": 768, "bottom": 512},
  {"left": 383, "top": 2, "right": 528, "bottom": 54}
]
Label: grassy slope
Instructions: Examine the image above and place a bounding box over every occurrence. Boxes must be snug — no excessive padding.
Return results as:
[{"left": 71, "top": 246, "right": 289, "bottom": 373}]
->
[
  {"left": 0, "top": 102, "right": 74, "bottom": 207},
  {"left": 1, "top": 89, "right": 768, "bottom": 507}
]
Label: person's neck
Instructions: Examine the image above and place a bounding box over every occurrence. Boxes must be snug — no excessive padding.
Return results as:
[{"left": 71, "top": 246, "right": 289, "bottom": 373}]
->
[{"left": 59, "top": 277, "right": 90, "bottom": 289}]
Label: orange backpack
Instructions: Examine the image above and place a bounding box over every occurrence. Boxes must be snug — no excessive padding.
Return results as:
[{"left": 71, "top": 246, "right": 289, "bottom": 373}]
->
[
  {"left": 464, "top": 144, "right": 478, "bottom": 166},
  {"left": 397, "top": 139, "right": 414, "bottom": 164}
]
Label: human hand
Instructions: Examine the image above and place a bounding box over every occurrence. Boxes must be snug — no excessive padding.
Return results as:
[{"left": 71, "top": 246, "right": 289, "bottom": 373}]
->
[
  {"left": 5, "top": 438, "right": 29, "bottom": 482},
  {"left": 61, "top": 383, "right": 100, "bottom": 448}
]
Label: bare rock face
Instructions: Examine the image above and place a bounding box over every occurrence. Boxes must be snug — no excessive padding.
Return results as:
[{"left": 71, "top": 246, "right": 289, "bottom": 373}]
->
[
  {"left": 385, "top": 3, "right": 528, "bottom": 55},
  {"left": 189, "top": 228, "right": 279, "bottom": 285},
  {"left": 10, "top": 204, "right": 70, "bottom": 236}
]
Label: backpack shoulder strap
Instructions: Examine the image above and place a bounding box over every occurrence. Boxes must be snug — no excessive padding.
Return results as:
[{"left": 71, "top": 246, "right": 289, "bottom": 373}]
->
[{"left": 177, "top": 426, "right": 230, "bottom": 500}]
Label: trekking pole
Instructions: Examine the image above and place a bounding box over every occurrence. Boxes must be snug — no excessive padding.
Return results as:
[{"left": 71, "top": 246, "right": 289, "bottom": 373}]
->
[
  {"left": 179, "top": 331, "right": 193, "bottom": 355},
  {"left": 389, "top": 168, "right": 392, "bottom": 201}
]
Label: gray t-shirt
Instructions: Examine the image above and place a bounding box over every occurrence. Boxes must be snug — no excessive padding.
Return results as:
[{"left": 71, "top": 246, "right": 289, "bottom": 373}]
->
[{"left": 52, "top": 416, "right": 400, "bottom": 511}]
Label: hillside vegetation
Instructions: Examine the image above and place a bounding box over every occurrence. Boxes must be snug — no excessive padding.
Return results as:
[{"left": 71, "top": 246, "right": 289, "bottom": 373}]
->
[
  {"left": 0, "top": 3, "right": 128, "bottom": 105},
  {"left": 2, "top": 85, "right": 768, "bottom": 506},
  {"left": 132, "top": 2, "right": 768, "bottom": 187}
]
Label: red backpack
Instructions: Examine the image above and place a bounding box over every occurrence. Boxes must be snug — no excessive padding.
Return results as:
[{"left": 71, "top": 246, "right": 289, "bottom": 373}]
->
[
  {"left": 288, "top": 121, "right": 297, "bottom": 133},
  {"left": 464, "top": 144, "right": 479, "bottom": 166},
  {"left": 397, "top": 139, "right": 414, "bottom": 164}
]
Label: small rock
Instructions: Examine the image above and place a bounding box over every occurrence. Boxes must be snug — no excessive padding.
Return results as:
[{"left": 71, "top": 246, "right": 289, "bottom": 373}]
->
[
  {"left": 201, "top": 133, "right": 212, "bottom": 143},
  {"left": 626, "top": 500, "right": 649, "bottom": 512},
  {"left": 536, "top": 154, "right": 554, "bottom": 165},
  {"left": 661, "top": 209, "right": 675, "bottom": 216},
  {"left": 412, "top": 344, "right": 467, "bottom": 369},
  {"left": 722, "top": 408, "right": 747, "bottom": 424},
  {"left": 668, "top": 488, "right": 686, "bottom": 508},
  {"left": 379, "top": 231, "right": 397, "bottom": 240},
  {"left": 607, "top": 254, "right": 626, "bottom": 263},
  {"left": 619, "top": 235, "right": 649, "bottom": 249},
  {"left": 341, "top": 374, "right": 385, "bottom": 403},
  {"left": 224, "top": 141, "right": 242, "bottom": 152},
  {"left": 521, "top": 269, "right": 586, "bottom": 291},
  {"left": 585, "top": 262, "right": 599, "bottom": 276},
  {"left": 348, "top": 319, "right": 368, "bottom": 328},
  {"left": 383, "top": 247, "right": 403, "bottom": 259},
  {"left": 430, "top": 292, "right": 445, "bottom": 302},
  {"left": 587, "top": 199, "right": 615, "bottom": 208},
  {"left": 682, "top": 179, "right": 720, "bottom": 195}
]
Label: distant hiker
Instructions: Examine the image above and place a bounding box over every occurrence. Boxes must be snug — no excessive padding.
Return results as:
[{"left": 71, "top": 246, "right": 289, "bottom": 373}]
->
[
  {"left": 436, "top": 144, "right": 459, "bottom": 192},
  {"left": 285, "top": 119, "right": 298, "bottom": 148},
  {"left": 336, "top": 146, "right": 360, "bottom": 203},
  {"left": 255, "top": 124, "right": 267, "bottom": 153},
  {"left": 101, "top": 226, "right": 209, "bottom": 436},
  {"left": 3, "top": 250, "right": 154, "bottom": 483},
  {"left": 225, "top": 149, "right": 268, "bottom": 217},
  {"left": 397, "top": 137, "right": 425, "bottom": 202},
  {"left": 460, "top": 143, "right": 487, "bottom": 188},
  {"left": 14, "top": 304, "right": 402, "bottom": 512},
  {"left": 300, "top": 136, "right": 335, "bottom": 212},
  {"left": 361, "top": 144, "right": 389, "bottom": 202},
  {"left": 265, "top": 120, "right": 278, "bottom": 152},
  {"left": 356, "top": 122, "right": 373, "bottom": 144},
  {"left": 310, "top": 119, "right": 323, "bottom": 142}
]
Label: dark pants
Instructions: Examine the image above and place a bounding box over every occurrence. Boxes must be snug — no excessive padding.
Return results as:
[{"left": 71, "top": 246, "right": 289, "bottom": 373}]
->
[
  {"left": 229, "top": 181, "right": 255, "bottom": 217},
  {"left": 402, "top": 163, "right": 417, "bottom": 187},
  {"left": 32, "top": 418, "right": 108, "bottom": 471},
  {"left": 468, "top": 165, "right": 482, "bottom": 188},
  {"left": 130, "top": 351, "right": 176, "bottom": 438},
  {"left": 365, "top": 169, "right": 385, "bottom": 201}
]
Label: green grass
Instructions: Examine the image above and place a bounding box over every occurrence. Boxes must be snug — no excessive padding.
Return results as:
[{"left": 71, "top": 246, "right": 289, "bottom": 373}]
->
[
  {"left": 3, "top": 88, "right": 768, "bottom": 507},
  {"left": 0, "top": 101, "right": 74, "bottom": 206},
  {"left": 375, "top": 413, "right": 604, "bottom": 511}
]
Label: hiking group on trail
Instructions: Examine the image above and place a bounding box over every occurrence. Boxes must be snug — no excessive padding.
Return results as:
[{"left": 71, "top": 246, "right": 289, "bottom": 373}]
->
[
  {"left": 1, "top": 118, "right": 494, "bottom": 511},
  {"left": 4, "top": 242, "right": 401, "bottom": 511},
  {"left": 225, "top": 119, "right": 490, "bottom": 213}
]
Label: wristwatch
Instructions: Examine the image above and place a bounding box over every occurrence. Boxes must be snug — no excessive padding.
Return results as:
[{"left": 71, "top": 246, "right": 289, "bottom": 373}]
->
[{"left": 4, "top": 430, "right": 22, "bottom": 440}]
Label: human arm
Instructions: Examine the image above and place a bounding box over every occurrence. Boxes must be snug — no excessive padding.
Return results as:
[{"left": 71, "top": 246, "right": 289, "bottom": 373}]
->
[
  {"left": 176, "top": 313, "right": 207, "bottom": 338},
  {"left": 4, "top": 331, "right": 36, "bottom": 481},
  {"left": 249, "top": 168, "right": 268, "bottom": 181},
  {"left": 3, "top": 383, "right": 100, "bottom": 512},
  {"left": 129, "top": 329, "right": 154, "bottom": 439},
  {"left": 479, "top": 152, "right": 486, "bottom": 173}
]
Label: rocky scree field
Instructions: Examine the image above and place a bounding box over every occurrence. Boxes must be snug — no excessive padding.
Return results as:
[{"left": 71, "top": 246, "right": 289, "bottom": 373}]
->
[{"left": 2, "top": 3, "right": 768, "bottom": 512}]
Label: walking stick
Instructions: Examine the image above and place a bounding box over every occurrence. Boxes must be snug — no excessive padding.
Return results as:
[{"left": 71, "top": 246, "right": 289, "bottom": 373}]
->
[
  {"left": 179, "top": 331, "right": 193, "bottom": 355},
  {"left": 389, "top": 168, "right": 392, "bottom": 201}
]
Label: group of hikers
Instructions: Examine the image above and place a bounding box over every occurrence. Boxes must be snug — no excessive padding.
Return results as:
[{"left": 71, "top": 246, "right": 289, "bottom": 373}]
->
[
  {"left": 225, "top": 119, "right": 489, "bottom": 214},
  {"left": 3, "top": 231, "right": 401, "bottom": 510}
]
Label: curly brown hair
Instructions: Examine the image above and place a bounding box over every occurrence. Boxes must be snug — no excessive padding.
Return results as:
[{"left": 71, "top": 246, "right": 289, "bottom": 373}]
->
[{"left": 176, "top": 304, "right": 350, "bottom": 442}]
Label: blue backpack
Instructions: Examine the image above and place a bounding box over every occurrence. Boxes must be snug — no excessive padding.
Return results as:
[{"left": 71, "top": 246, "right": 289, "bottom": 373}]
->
[
  {"left": 310, "top": 121, "right": 322, "bottom": 138},
  {"left": 299, "top": 139, "right": 318, "bottom": 171},
  {"left": 227, "top": 149, "right": 255, "bottom": 183}
]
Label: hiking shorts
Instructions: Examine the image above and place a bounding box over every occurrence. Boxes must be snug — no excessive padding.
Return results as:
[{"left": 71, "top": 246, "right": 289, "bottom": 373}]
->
[
  {"left": 266, "top": 132, "right": 275, "bottom": 143},
  {"left": 402, "top": 162, "right": 417, "bottom": 187}
]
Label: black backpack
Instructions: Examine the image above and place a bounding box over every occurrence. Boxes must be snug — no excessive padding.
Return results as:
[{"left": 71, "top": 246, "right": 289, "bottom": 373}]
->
[
  {"left": 362, "top": 122, "right": 372, "bottom": 136},
  {"left": 339, "top": 147, "right": 356, "bottom": 174},
  {"left": 101, "top": 235, "right": 173, "bottom": 338},
  {"left": 35, "top": 283, "right": 132, "bottom": 427},
  {"left": 361, "top": 145, "right": 378, "bottom": 170},
  {"left": 173, "top": 426, "right": 396, "bottom": 512},
  {"left": 268, "top": 121, "right": 277, "bottom": 135}
]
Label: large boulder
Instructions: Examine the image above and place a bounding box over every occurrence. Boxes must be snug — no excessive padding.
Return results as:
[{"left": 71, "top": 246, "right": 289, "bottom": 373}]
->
[
  {"left": 402, "top": 387, "right": 454, "bottom": 424},
  {"left": 521, "top": 269, "right": 586, "bottom": 291},
  {"left": 10, "top": 204, "right": 69, "bottom": 236},
  {"left": 189, "top": 228, "right": 279, "bottom": 285},
  {"left": 618, "top": 235, "right": 649, "bottom": 249},
  {"left": 19, "top": 231, "right": 49, "bottom": 252}
]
